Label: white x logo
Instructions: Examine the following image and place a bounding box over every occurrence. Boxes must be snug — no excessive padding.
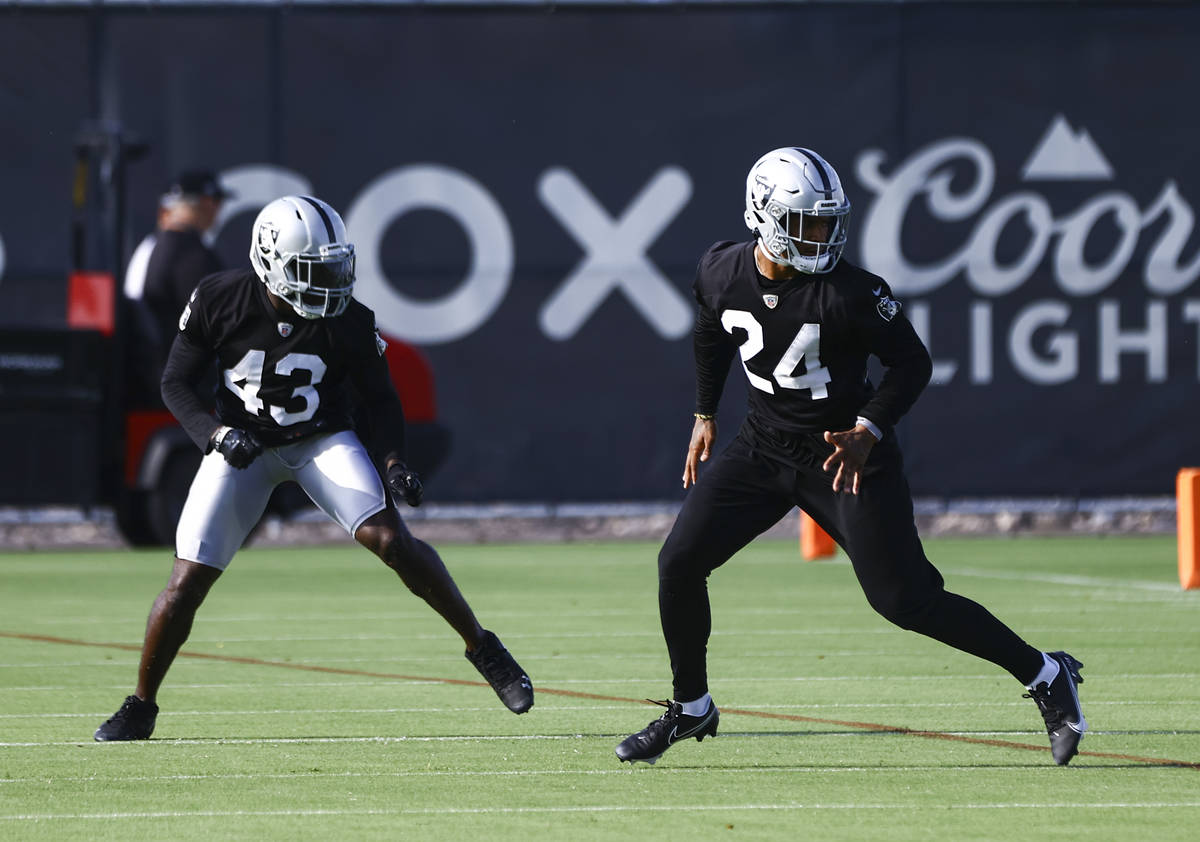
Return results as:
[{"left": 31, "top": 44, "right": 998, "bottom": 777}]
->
[{"left": 537, "top": 167, "right": 693, "bottom": 340}]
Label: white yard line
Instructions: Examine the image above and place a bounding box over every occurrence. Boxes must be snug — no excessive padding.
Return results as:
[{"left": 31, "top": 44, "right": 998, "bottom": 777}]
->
[
  {"left": 0, "top": 735, "right": 584, "bottom": 747},
  {"left": 2, "top": 761, "right": 1197, "bottom": 786},
  {"left": 0, "top": 705, "right": 634, "bottom": 719},
  {"left": 4, "top": 803, "right": 1200, "bottom": 821},
  {"left": 942, "top": 566, "right": 1185, "bottom": 594},
  {"left": 3, "top": 642, "right": 1194, "bottom": 671},
  {"left": 18, "top": 606, "right": 867, "bottom": 625},
  {"left": 3, "top": 698, "right": 1194, "bottom": 721},
  {"left": 0, "top": 765, "right": 1086, "bottom": 784},
  {"left": 4, "top": 672, "right": 1197, "bottom": 693},
  {"left": 0, "top": 728, "right": 1181, "bottom": 748}
]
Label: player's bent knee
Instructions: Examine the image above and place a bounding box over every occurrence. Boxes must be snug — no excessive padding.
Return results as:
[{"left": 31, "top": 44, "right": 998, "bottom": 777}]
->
[
  {"left": 354, "top": 523, "right": 385, "bottom": 557},
  {"left": 658, "top": 539, "right": 718, "bottom": 582},
  {"left": 866, "top": 590, "right": 940, "bottom": 632},
  {"left": 362, "top": 524, "right": 424, "bottom": 574},
  {"left": 354, "top": 507, "right": 404, "bottom": 557},
  {"left": 160, "top": 584, "right": 201, "bottom": 616},
  {"left": 164, "top": 559, "right": 221, "bottom": 609}
]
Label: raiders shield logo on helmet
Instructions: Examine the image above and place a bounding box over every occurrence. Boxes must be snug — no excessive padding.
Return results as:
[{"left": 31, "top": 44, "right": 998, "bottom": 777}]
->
[
  {"left": 277, "top": 322, "right": 293, "bottom": 337},
  {"left": 763, "top": 294, "right": 779, "bottom": 309},
  {"left": 257, "top": 222, "right": 280, "bottom": 256}
]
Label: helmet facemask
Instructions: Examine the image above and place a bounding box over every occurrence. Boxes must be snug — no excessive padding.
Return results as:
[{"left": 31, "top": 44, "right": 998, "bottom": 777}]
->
[
  {"left": 758, "top": 199, "right": 850, "bottom": 274},
  {"left": 273, "top": 244, "right": 356, "bottom": 320}
]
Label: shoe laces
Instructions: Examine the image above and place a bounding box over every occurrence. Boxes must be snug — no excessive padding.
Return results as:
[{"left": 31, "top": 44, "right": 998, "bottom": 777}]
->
[
  {"left": 638, "top": 699, "right": 683, "bottom": 734},
  {"left": 1023, "top": 684, "right": 1067, "bottom": 731},
  {"left": 472, "top": 641, "right": 522, "bottom": 686},
  {"left": 107, "top": 696, "right": 148, "bottom": 726}
]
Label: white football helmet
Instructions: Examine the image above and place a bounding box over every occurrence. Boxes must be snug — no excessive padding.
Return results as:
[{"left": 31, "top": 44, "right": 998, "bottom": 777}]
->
[
  {"left": 249, "top": 195, "right": 356, "bottom": 319},
  {"left": 744, "top": 147, "right": 851, "bottom": 274}
]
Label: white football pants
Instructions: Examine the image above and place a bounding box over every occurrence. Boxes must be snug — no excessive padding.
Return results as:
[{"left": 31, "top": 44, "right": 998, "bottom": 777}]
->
[{"left": 175, "top": 430, "right": 388, "bottom": 570}]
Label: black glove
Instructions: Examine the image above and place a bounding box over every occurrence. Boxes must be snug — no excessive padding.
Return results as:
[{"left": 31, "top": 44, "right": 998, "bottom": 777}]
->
[
  {"left": 211, "top": 427, "right": 263, "bottom": 470},
  {"left": 387, "top": 462, "right": 423, "bottom": 507}
]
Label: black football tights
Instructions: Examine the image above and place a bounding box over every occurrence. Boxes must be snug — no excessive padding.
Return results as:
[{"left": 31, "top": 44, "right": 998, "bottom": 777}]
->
[{"left": 657, "top": 435, "right": 1045, "bottom": 702}]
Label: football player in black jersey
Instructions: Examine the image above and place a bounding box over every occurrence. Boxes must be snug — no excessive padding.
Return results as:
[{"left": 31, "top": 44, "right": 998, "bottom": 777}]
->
[
  {"left": 615, "top": 148, "right": 1086, "bottom": 766},
  {"left": 95, "top": 195, "right": 533, "bottom": 741}
]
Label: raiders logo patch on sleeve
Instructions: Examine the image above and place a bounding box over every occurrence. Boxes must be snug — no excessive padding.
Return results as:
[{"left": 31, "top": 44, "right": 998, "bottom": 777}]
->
[
  {"left": 877, "top": 295, "right": 901, "bottom": 322},
  {"left": 374, "top": 330, "right": 388, "bottom": 356}
]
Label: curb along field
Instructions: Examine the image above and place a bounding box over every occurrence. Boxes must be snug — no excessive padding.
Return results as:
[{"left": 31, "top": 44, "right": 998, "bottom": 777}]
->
[{"left": 0, "top": 498, "right": 1178, "bottom": 550}]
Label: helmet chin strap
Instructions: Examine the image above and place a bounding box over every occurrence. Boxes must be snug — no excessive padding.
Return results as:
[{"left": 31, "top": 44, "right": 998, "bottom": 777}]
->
[
  {"left": 761, "top": 244, "right": 792, "bottom": 267},
  {"left": 265, "top": 277, "right": 312, "bottom": 320},
  {"left": 759, "top": 240, "right": 817, "bottom": 275}
]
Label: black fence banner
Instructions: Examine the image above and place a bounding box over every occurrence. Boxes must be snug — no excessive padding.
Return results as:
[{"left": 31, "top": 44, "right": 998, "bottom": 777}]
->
[{"left": 2, "top": 4, "right": 1197, "bottom": 501}]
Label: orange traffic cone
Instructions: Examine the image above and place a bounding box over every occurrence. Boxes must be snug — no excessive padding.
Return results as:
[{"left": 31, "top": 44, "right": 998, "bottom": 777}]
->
[{"left": 800, "top": 511, "right": 836, "bottom": 561}]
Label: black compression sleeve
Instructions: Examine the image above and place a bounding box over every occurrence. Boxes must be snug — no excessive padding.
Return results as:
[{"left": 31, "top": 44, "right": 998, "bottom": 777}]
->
[
  {"left": 352, "top": 355, "right": 407, "bottom": 467},
  {"left": 694, "top": 305, "right": 736, "bottom": 416},
  {"left": 161, "top": 334, "right": 221, "bottom": 451},
  {"left": 362, "top": 394, "right": 407, "bottom": 468},
  {"left": 858, "top": 320, "right": 933, "bottom": 430}
]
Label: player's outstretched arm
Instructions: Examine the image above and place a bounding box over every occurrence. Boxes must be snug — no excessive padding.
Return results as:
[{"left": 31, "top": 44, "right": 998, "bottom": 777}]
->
[{"left": 683, "top": 416, "right": 717, "bottom": 489}]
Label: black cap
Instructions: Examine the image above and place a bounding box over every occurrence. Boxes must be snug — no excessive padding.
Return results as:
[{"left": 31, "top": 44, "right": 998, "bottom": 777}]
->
[{"left": 164, "top": 169, "right": 232, "bottom": 200}]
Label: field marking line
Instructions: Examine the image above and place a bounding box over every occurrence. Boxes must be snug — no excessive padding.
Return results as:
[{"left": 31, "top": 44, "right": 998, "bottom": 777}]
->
[
  {"left": 2, "top": 763, "right": 1165, "bottom": 784},
  {"left": 941, "top": 566, "right": 1185, "bottom": 594},
  {"left": 2, "top": 728, "right": 1195, "bottom": 748},
  {"left": 14, "top": 606, "right": 857, "bottom": 626},
  {"left": 5, "top": 803, "right": 1200, "bottom": 821},
  {"left": 0, "top": 736, "right": 585, "bottom": 746},
  {"left": 2, "top": 630, "right": 1197, "bottom": 770},
  {"left": 11, "top": 673, "right": 1200, "bottom": 691},
  {"left": 4, "top": 700, "right": 1198, "bottom": 720}
]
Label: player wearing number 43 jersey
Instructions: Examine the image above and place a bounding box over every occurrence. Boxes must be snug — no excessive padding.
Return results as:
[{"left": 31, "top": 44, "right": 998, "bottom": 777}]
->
[
  {"left": 95, "top": 195, "right": 533, "bottom": 743},
  {"left": 615, "top": 148, "right": 1087, "bottom": 767}
]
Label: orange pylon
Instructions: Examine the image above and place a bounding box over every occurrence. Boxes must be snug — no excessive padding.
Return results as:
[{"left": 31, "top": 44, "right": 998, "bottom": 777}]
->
[
  {"left": 1178, "top": 468, "right": 1200, "bottom": 590},
  {"left": 800, "top": 511, "right": 836, "bottom": 561}
]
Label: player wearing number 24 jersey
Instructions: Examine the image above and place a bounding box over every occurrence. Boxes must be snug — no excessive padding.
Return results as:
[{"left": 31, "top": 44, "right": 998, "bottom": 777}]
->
[
  {"left": 691, "top": 239, "right": 928, "bottom": 442},
  {"left": 94, "top": 196, "right": 533, "bottom": 743},
  {"left": 615, "top": 148, "right": 1087, "bottom": 767}
]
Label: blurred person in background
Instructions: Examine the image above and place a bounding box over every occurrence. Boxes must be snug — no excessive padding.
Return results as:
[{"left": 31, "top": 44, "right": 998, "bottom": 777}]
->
[
  {"left": 122, "top": 169, "right": 229, "bottom": 406},
  {"left": 95, "top": 195, "right": 533, "bottom": 741},
  {"left": 615, "top": 147, "right": 1087, "bottom": 768}
]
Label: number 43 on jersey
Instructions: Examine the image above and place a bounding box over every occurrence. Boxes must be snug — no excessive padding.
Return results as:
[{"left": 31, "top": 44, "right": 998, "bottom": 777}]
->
[{"left": 224, "top": 350, "right": 327, "bottom": 426}]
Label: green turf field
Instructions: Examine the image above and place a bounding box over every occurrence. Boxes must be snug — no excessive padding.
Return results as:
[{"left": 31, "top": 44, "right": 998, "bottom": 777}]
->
[{"left": 1, "top": 535, "right": 1197, "bottom": 840}]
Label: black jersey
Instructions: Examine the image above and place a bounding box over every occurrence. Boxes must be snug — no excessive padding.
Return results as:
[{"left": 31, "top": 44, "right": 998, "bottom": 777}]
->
[
  {"left": 162, "top": 269, "right": 406, "bottom": 457},
  {"left": 693, "top": 241, "right": 931, "bottom": 436}
]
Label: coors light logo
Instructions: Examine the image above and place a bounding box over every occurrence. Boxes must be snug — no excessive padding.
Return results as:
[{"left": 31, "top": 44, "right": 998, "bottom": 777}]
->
[{"left": 855, "top": 115, "right": 1200, "bottom": 386}]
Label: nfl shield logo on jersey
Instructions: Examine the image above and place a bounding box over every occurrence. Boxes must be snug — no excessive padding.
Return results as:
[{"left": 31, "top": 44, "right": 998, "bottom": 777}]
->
[
  {"left": 277, "top": 322, "right": 293, "bottom": 338},
  {"left": 763, "top": 294, "right": 779, "bottom": 309}
]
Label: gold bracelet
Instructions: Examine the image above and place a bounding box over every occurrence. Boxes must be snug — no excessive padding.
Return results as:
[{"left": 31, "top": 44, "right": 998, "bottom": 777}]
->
[{"left": 694, "top": 413, "right": 715, "bottom": 421}]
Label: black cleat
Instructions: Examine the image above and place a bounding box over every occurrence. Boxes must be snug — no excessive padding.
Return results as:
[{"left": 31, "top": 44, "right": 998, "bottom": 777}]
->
[
  {"left": 94, "top": 695, "right": 158, "bottom": 742},
  {"left": 466, "top": 630, "right": 534, "bottom": 714},
  {"left": 615, "top": 698, "right": 719, "bottom": 765},
  {"left": 1024, "top": 651, "right": 1088, "bottom": 765}
]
